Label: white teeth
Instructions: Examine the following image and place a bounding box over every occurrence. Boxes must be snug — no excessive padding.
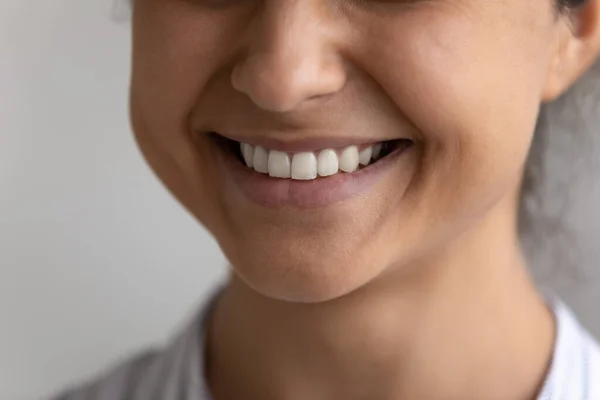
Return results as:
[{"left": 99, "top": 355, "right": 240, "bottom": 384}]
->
[
  {"left": 268, "top": 150, "right": 291, "bottom": 178},
  {"left": 372, "top": 143, "right": 382, "bottom": 160},
  {"left": 241, "top": 143, "right": 254, "bottom": 167},
  {"left": 317, "top": 149, "right": 339, "bottom": 177},
  {"left": 291, "top": 152, "right": 318, "bottom": 180},
  {"left": 239, "top": 142, "right": 383, "bottom": 180},
  {"left": 339, "top": 145, "right": 359, "bottom": 173},
  {"left": 253, "top": 146, "right": 269, "bottom": 173},
  {"left": 359, "top": 147, "right": 372, "bottom": 166}
]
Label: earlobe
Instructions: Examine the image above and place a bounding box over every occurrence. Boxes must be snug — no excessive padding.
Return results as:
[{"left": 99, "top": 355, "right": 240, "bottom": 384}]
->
[{"left": 541, "top": 0, "right": 600, "bottom": 102}]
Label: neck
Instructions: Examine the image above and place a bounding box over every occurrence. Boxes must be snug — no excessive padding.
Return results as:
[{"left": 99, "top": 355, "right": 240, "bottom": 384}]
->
[{"left": 206, "top": 201, "right": 555, "bottom": 400}]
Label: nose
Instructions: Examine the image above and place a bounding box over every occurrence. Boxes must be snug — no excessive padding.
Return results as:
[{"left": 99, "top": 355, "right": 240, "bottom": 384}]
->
[{"left": 231, "top": 1, "right": 346, "bottom": 113}]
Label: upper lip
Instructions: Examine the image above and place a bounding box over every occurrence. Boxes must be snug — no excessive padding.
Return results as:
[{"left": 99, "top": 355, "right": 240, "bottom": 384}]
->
[{"left": 209, "top": 131, "right": 408, "bottom": 152}]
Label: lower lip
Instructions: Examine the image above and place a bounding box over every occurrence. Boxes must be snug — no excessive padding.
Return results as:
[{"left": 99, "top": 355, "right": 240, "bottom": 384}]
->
[{"left": 219, "top": 143, "right": 411, "bottom": 208}]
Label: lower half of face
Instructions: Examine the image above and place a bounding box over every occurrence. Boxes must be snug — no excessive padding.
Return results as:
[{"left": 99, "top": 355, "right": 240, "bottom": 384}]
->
[{"left": 130, "top": 0, "right": 559, "bottom": 303}]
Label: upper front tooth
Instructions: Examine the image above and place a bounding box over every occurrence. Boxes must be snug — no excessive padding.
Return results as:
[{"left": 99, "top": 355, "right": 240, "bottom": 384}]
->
[
  {"left": 291, "top": 152, "right": 317, "bottom": 180},
  {"left": 359, "top": 146, "right": 372, "bottom": 166},
  {"left": 241, "top": 143, "right": 254, "bottom": 168},
  {"left": 253, "top": 146, "right": 269, "bottom": 173},
  {"left": 268, "top": 150, "right": 291, "bottom": 178},
  {"left": 339, "top": 145, "right": 359, "bottom": 173},
  {"left": 317, "top": 149, "right": 339, "bottom": 177}
]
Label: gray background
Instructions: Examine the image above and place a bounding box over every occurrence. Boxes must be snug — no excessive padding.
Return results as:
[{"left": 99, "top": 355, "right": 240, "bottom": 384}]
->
[{"left": 0, "top": 0, "right": 598, "bottom": 399}]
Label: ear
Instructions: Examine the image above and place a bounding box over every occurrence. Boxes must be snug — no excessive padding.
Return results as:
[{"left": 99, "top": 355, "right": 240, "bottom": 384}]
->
[{"left": 542, "top": 0, "right": 600, "bottom": 102}]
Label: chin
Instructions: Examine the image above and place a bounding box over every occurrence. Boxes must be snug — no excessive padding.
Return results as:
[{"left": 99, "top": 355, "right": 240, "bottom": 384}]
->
[{"left": 220, "top": 239, "right": 384, "bottom": 304}]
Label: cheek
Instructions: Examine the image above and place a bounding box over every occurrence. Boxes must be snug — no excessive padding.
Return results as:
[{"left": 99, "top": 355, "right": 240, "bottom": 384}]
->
[
  {"left": 129, "top": 2, "right": 241, "bottom": 233},
  {"left": 360, "top": 11, "right": 549, "bottom": 218},
  {"left": 130, "top": 1, "right": 252, "bottom": 121}
]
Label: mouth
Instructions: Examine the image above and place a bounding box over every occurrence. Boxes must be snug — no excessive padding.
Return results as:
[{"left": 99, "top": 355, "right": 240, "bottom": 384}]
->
[
  {"left": 211, "top": 132, "right": 412, "bottom": 181},
  {"left": 207, "top": 132, "right": 414, "bottom": 208}
]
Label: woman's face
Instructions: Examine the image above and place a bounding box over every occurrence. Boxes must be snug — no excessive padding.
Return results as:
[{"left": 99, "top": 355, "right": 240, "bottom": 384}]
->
[{"left": 130, "top": 0, "right": 576, "bottom": 302}]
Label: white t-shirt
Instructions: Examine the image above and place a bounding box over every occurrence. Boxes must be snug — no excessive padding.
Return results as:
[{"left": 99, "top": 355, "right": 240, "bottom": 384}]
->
[
  {"left": 538, "top": 297, "right": 600, "bottom": 399},
  {"left": 50, "top": 294, "right": 600, "bottom": 400}
]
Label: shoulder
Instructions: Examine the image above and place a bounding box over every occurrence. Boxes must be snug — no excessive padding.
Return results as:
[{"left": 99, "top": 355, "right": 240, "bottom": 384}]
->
[
  {"left": 47, "top": 296, "right": 216, "bottom": 400},
  {"left": 582, "top": 327, "right": 600, "bottom": 398},
  {"left": 48, "top": 350, "right": 163, "bottom": 400},
  {"left": 538, "top": 298, "right": 600, "bottom": 400}
]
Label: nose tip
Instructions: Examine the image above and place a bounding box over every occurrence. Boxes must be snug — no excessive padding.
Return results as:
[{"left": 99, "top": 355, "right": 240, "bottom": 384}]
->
[{"left": 231, "top": 54, "right": 345, "bottom": 112}]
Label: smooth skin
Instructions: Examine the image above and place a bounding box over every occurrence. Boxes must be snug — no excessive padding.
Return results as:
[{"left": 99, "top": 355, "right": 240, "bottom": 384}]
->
[{"left": 130, "top": 0, "right": 600, "bottom": 399}]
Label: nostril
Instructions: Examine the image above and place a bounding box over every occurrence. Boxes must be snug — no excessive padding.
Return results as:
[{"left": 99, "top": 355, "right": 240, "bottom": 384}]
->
[
  {"left": 230, "top": 49, "right": 346, "bottom": 113},
  {"left": 231, "top": 63, "right": 297, "bottom": 112},
  {"left": 230, "top": 64, "right": 246, "bottom": 94}
]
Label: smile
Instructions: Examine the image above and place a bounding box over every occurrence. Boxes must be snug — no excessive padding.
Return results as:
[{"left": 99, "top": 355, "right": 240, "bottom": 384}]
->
[
  {"left": 210, "top": 132, "right": 414, "bottom": 208},
  {"left": 241, "top": 140, "right": 406, "bottom": 180}
]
